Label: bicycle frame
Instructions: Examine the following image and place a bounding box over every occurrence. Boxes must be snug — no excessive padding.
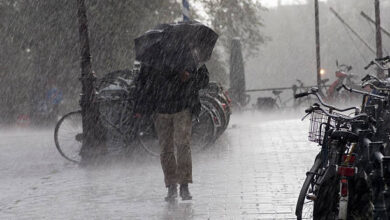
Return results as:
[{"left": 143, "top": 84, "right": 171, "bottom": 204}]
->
[
  {"left": 297, "top": 58, "right": 390, "bottom": 219},
  {"left": 295, "top": 88, "right": 378, "bottom": 219},
  {"left": 334, "top": 85, "right": 390, "bottom": 218}
]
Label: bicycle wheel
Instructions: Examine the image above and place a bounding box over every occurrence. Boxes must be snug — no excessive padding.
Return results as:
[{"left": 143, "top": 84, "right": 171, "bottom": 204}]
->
[
  {"left": 347, "top": 174, "right": 373, "bottom": 219},
  {"left": 313, "top": 173, "right": 339, "bottom": 219},
  {"left": 137, "top": 118, "right": 160, "bottom": 157},
  {"left": 98, "top": 100, "right": 135, "bottom": 155},
  {"left": 54, "top": 110, "right": 83, "bottom": 163},
  {"left": 296, "top": 155, "right": 322, "bottom": 219},
  {"left": 138, "top": 107, "right": 217, "bottom": 156},
  {"left": 201, "top": 96, "right": 227, "bottom": 137},
  {"left": 191, "top": 104, "right": 217, "bottom": 151}
]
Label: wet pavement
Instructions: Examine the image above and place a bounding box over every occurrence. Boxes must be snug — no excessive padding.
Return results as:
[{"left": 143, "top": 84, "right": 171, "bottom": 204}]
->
[{"left": 0, "top": 112, "right": 318, "bottom": 219}]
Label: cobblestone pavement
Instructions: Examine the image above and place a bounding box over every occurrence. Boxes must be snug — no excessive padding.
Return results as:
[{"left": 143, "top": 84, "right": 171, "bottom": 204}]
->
[{"left": 0, "top": 112, "right": 318, "bottom": 219}]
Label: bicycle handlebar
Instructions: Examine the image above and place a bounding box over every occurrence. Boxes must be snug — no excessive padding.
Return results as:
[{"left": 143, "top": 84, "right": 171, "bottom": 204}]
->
[
  {"left": 375, "top": 56, "right": 390, "bottom": 62},
  {"left": 294, "top": 92, "right": 309, "bottom": 99},
  {"left": 339, "top": 84, "right": 386, "bottom": 99},
  {"left": 362, "top": 81, "right": 390, "bottom": 92},
  {"left": 361, "top": 74, "right": 382, "bottom": 83},
  {"left": 309, "top": 105, "right": 368, "bottom": 123},
  {"left": 295, "top": 88, "right": 358, "bottom": 112},
  {"left": 361, "top": 74, "right": 372, "bottom": 82},
  {"left": 364, "top": 61, "right": 375, "bottom": 70},
  {"left": 360, "top": 74, "right": 390, "bottom": 91},
  {"left": 364, "top": 60, "right": 390, "bottom": 71}
]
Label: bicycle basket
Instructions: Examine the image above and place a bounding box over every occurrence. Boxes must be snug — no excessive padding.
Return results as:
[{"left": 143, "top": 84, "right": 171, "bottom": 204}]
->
[{"left": 308, "top": 110, "right": 334, "bottom": 144}]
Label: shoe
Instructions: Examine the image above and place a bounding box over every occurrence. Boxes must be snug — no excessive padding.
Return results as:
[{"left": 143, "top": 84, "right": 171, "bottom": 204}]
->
[
  {"left": 180, "top": 184, "right": 192, "bottom": 200},
  {"left": 165, "top": 184, "right": 178, "bottom": 201}
]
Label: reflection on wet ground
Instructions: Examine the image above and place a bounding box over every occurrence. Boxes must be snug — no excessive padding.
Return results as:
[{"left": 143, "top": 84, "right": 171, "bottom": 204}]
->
[
  {"left": 163, "top": 201, "right": 193, "bottom": 220},
  {"left": 0, "top": 112, "right": 317, "bottom": 219}
]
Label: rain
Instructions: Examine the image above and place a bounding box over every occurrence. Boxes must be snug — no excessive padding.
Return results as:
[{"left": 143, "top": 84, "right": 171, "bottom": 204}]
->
[{"left": 1, "top": 0, "right": 390, "bottom": 219}]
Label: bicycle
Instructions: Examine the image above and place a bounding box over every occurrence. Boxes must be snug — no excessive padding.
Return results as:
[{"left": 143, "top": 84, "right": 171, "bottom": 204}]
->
[
  {"left": 339, "top": 83, "right": 390, "bottom": 219},
  {"left": 54, "top": 70, "right": 138, "bottom": 163},
  {"left": 137, "top": 100, "right": 218, "bottom": 157},
  {"left": 295, "top": 88, "right": 374, "bottom": 220},
  {"left": 326, "top": 63, "right": 357, "bottom": 103},
  {"left": 361, "top": 57, "right": 390, "bottom": 153},
  {"left": 253, "top": 90, "right": 284, "bottom": 111},
  {"left": 54, "top": 69, "right": 221, "bottom": 162},
  {"left": 295, "top": 57, "right": 390, "bottom": 219},
  {"left": 200, "top": 82, "right": 232, "bottom": 136}
]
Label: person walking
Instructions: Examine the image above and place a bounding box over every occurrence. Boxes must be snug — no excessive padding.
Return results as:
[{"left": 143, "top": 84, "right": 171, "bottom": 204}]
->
[
  {"left": 133, "top": 20, "right": 217, "bottom": 201},
  {"left": 134, "top": 64, "right": 209, "bottom": 201}
]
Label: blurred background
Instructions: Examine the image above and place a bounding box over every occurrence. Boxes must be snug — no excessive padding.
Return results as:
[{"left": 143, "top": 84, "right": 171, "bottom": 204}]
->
[
  {"left": 247, "top": 0, "right": 390, "bottom": 101},
  {"left": 1, "top": 0, "right": 389, "bottom": 123}
]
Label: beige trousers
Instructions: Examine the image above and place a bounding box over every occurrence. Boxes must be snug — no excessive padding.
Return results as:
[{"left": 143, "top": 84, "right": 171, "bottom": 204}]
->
[{"left": 154, "top": 109, "right": 193, "bottom": 186}]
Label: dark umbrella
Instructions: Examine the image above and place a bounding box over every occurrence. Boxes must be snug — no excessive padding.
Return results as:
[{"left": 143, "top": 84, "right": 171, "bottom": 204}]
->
[{"left": 134, "top": 20, "right": 218, "bottom": 72}]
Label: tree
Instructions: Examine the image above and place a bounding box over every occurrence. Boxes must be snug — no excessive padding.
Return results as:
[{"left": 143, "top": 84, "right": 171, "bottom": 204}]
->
[
  {"left": 0, "top": 0, "right": 181, "bottom": 122},
  {"left": 193, "top": 0, "right": 267, "bottom": 84},
  {"left": 194, "top": 0, "right": 266, "bottom": 56},
  {"left": 1, "top": 0, "right": 266, "bottom": 122}
]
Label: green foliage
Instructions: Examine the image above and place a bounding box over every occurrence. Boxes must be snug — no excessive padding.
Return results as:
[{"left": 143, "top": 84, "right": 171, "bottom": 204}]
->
[
  {"left": 85, "top": 0, "right": 181, "bottom": 74},
  {"left": 193, "top": 0, "right": 266, "bottom": 57},
  {"left": 0, "top": 0, "right": 181, "bottom": 122},
  {"left": 192, "top": 0, "right": 266, "bottom": 85},
  {"left": 0, "top": 0, "right": 264, "bottom": 123}
]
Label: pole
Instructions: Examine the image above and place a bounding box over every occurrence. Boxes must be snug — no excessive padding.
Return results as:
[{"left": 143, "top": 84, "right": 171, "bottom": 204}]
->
[
  {"left": 330, "top": 7, "right": 376, "bottom": 54},
  {"left": 315, "top": 0, "right": 321, "bottom": 91},
  {"left": 77, "top": 0, "right": 98, "bottom": 161},
  {"left": 182, "top": 0, "right": 190, "bottom": 21},
  {"left": 375, "top": 0, "right": 384, "bottom": 78},
  {"left": 360, "top": 11, "right": 390, "bottom": 38},
  {"left": 245, "top": 84, "right": 330, "bottom": 93},
  {"left": 230, "top": 38, "right": 247, "bottom": 107}
]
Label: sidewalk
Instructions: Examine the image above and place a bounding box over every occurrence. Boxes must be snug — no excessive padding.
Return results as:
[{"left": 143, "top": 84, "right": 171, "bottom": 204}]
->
[{"left": 0, "top": 112, "right": 318, "bottom": 219}]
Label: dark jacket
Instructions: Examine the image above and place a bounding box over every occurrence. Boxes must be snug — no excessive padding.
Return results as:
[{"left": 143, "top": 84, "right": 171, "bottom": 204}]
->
[{"left": 133, "top": 64, "right": 209, "bottom": 116}]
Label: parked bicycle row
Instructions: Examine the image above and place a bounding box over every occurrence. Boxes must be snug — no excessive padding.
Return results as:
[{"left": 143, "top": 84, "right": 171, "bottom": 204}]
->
[
  {"left": 251, "top": 61, "right": 365, "bottom": 112},
  {"left": 295, "top": 56, "right": 390, "bottom": 219},
  {"left": 54, "top": 68, "right": 231, "bottom": 163}
]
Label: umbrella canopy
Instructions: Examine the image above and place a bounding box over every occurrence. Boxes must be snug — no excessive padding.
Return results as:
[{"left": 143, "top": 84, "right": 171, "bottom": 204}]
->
[{"left": 134, "top": 21, "right": 218, "bottom": 72}]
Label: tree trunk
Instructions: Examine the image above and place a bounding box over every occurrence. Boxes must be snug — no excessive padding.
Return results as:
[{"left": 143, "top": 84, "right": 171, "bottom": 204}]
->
[{"left": 77, "top": 0, "right": 102, "bottom": 161}]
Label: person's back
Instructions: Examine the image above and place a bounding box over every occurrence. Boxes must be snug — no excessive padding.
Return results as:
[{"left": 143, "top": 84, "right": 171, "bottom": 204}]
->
[
  {"left": 134, "top": 63, "right": 209, "bottom": 201},
  {"left": 134, "top": 64, "right": 208, "bottom": 115}
]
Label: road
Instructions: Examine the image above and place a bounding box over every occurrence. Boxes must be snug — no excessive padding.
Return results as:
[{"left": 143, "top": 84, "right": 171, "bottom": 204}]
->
[{"left": 0, "top": 112, "right": 318, "bottom": 219}]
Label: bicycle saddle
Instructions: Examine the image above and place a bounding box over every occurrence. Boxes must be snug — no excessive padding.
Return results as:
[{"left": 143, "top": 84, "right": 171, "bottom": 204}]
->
[
  {"left": 321, "top": 78, "right": 329, "bottom": 84},
  {"left": 272, "top": 90, "right": 283, "bottom": 96},
  {"left": 330, "top": 130, "right": 359, "bottom": 142}
]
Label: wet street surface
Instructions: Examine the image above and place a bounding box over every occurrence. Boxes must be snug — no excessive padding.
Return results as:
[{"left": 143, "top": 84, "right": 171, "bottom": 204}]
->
[{"left": 0, "top": 112, "right": 318, "bottom": 219}]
